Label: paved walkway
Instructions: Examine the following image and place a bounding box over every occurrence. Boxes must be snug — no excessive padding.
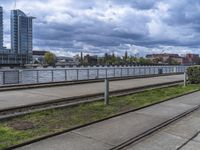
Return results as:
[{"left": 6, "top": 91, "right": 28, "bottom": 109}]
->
[
  {"left": 0, "top": 74, "right": 183, "bottom": 110},
  {"left": 126, "top": 106, "right": 200, "bottom": 150},
  {"left": 15, "top": 91, "right": 200, "bottom": 150}
]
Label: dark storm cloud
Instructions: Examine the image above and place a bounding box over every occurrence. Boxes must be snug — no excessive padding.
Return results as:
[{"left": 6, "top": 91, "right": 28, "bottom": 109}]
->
[
  {"left": 112, "top": 0, "right": 157, "bottom": 10},
  {"left": 1, "top": 0, "right": 200, "bottom": 56},
  {"left": 163, "top": 0, "right": 200, "bottom": 26}
]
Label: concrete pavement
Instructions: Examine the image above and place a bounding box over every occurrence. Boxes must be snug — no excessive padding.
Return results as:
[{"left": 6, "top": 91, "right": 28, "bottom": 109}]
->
[
  {"left": 126, "top": 107, "right": 200, "bottom": 150},
  {"left": 0, "top": 74, "right": 183, "bottom": 110},
  {"left": 15, "top": 91, "right": 200, "bottom": 150}
]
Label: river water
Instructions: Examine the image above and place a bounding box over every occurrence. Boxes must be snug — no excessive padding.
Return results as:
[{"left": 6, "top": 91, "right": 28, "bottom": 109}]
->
[{"left": 0, "top": 66, "right": 186, "bottom": 86}]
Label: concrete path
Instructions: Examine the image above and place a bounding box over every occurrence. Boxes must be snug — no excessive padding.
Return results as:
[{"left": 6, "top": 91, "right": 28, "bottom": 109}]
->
[
  {"left": 0, "top": 74, "right": 183, "bottom": 110},
  {"left": 15, "top": 91, "right": 200, "bottom": 150},
  {"left": 126, "top": 106, "right": 200, "bottom": 150}
]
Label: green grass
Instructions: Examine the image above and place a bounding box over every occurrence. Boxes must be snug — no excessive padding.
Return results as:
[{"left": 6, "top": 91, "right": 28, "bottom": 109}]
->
[{"left": 0, "top": 84, "right": 200, "bottom": 149}]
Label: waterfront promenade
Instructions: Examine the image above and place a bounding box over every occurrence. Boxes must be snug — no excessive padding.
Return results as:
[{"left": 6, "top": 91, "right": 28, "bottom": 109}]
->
[
  {"left": 0, "top": 74, "right": 183, "bottom": 111},
  {"left": 15, "top": 91, "right": 200, "bottom": 150}
]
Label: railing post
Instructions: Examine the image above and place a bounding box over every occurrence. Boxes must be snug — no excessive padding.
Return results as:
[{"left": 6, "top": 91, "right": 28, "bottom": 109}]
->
[
  {"left": 174, "top": 66, "right": 176, "bottom": 73},
  {"left": 121, "top": 68, "right": 122, "bottom": 77},
  {"left": 19, "top": 70, "right": 23, "bottom": 84},
  {"left": 127, "top": 68, "right": 129, "bottom": 76},
  {"left": 106, "top": 68, "right": 108, "bottom": 78},
  {"left": 87, "top": 69, "right": 89, "bottom": 80},
  {"left": 185, "top": 66, "right": 187, "bottom": 73},
  {"left": 37, "top": 70, "right": 39, "bottom": 83},
  {"left": 65, "top": 69, "right": 67, "bottom": 81},
  {"left": 51, "top": 70, "right": 54, "bottom": 82},
  {"left": 149, "top": 67, "right": 151, "bottom": 75},
  {"left": 184, "top": 72, "right": 187, "bottom": 87},
  {"left": 3, "top": 71, "right": 5, "bottom": 85},
  {"left": 18, "top": 70, "right": 20, "bottom": 84},
  {"left": 139, "top": 68, "right": 141, "bottom": 75},
  {"left": 131, "top": 68, "right": 133, "bottom": 76},
  {"left": 97, "top": 69, "right": 99, "bottom": 79},
  {"left": 114, "top": 68, "right": 116, "bottom": 77},
  {"left": 104, "top": 78, "right": 109, "bottom": 105},
  {"left": 77, "top": 69, "right": 79, "bottom": 80}
]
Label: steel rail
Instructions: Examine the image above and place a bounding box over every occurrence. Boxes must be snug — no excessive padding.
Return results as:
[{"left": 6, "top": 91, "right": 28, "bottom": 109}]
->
[
  {"left": 3, "top": 86, "right": 200, "bottom": 150},
  {"left": 0, "top": 80, "right": 183, "bottom": 121},
  {"left": 111, "top": 105, "right": 200, "bottom": 150}
]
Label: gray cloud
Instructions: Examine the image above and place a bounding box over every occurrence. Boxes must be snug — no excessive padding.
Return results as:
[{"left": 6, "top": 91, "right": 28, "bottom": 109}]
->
[{"left": 1, "top": 0, "right": 200, "bottom": 56}]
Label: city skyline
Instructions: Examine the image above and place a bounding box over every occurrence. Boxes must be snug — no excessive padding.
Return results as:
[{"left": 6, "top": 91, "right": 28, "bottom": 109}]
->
[
  {"left": 1, "top": 0, "right": 200, "bottom": 57},
  {"left": 0, "top": 6, "right": 33, "bottom": 65},
  {"left": 11, "top": 9, "right": 35, "bottom": 54}
]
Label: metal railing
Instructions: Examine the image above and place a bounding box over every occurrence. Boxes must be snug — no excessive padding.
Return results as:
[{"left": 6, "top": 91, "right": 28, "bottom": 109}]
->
[{"left": 0, "top": 66, "right": 188, "bottom": 86}]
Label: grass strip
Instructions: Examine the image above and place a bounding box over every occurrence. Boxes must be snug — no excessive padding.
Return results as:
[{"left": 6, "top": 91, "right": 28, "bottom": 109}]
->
[{"left": 0, "top": 84, "right": 200, "bottom": 149}]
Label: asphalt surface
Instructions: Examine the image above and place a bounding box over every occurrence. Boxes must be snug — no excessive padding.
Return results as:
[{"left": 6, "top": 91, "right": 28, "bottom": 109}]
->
[
  {"left": 15, "top": 91, "right": 200, "bottom": 150},
  {"left": 0, "top": 74, "right": 183, "bottom": 111}
]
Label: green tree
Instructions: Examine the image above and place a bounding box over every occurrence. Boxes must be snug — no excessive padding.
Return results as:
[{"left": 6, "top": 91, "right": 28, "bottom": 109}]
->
[
  {"left": 138, "top": 57, "right": 152, "bottom": 65},
  {"left": 110, "top": 53, "right": 116, "bottom": 64},
  {"left": 124, "top": 51, "right": 128, "bottom": 61},
  {"left": 44, "top": 52, "right": 56, "bottom": 65},
  {"left": 168, "top": 58, "right": 180, "bottom": 65},
  {"left": 34, "top": 60, "right": 39, "bottom": 64}
]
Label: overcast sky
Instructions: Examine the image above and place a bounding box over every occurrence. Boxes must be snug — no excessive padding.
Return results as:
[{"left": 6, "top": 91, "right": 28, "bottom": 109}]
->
[{"left": 1, "top": 0, "right": 200, "bottom": 56}]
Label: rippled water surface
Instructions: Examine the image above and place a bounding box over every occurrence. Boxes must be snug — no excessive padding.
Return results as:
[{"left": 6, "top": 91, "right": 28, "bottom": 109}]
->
[{"left": 0, "top": 66, "right": 186, "bottom": 85}]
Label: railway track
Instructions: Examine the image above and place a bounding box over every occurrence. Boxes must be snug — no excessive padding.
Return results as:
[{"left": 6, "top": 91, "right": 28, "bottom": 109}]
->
[
  {"left": 0, "top": 80, "right": 183, "bottom": 121},
  {"left": 3, "top": 82, "right": 199, "bottom": 150},
  {"left": 111, "top": 105, "right": 200, "bottom": 150},
  {"left": 176, "top": 130, "right": 200, "bottom": 150}
]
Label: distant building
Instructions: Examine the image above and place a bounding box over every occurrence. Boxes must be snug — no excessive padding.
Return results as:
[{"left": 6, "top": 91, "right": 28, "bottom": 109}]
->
[
  {"left": 84, "top": 55, "right": 98, "bottom": 65},
  {"left": 33, "top": 50, "right": 49, "bottom": 56},
  {"left": 184, "top": 54, "right": 200, "bottom": 65},
  {"left": 74, "top": 54, "right": 81, "bottom": 63},
  {"left": 11, "top": 9, "right": 35, "bottom": 55},
  {"left": 0, "top": 51, "right": 30, "bottom": 65},
  {"left": 146, "top": 53, "right": 200, "bottom": 65},
  {"left": 0, "top": 7, "right": 36, "bottom": 65},
  {"left": 80, "top": 52, "right": 83, "bottom": 63},
  {"left": 146, "top": 53, "right": 182, "bottom": 65},
  {"left": 172, "top": 56, "right": 184, "bottom": 64},
  {"left": 56, "top": 56, "right": 79, "bottom": 66},
  {"left": 0, "top": 6, "right": 3, "bottom": 51},
  {"left": 32, "top": 50, "right": 49, "bottom": 64}
]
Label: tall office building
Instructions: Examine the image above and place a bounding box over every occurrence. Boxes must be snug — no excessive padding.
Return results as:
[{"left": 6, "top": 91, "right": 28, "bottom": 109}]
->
[
  {"left": 0, "top": 6, "right": 3, "bottom": 51},
  {"left": 11, "top": 9, "right": 35, "bottom": 55}
]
